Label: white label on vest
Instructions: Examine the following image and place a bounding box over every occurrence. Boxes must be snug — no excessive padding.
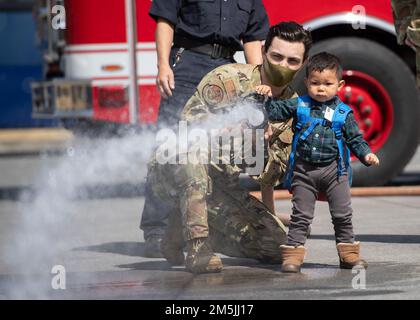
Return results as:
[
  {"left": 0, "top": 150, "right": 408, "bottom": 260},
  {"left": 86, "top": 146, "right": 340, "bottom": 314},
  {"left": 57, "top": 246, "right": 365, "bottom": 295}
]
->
[{"left": 324, "top": 107, "right": 334, "bottom": 122}]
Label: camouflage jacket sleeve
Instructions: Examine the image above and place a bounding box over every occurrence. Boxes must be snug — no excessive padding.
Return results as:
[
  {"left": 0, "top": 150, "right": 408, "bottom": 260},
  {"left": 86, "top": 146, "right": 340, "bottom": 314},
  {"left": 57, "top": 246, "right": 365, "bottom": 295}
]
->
[
  {"left": 181, "top": 64, "right": 247, "bottom": 123},
  {"left": 180, "top": 88, "right": 212, "bottom": 124},
  {"left": 391, "top": 0, "right": 419, "bottom": 44},
  {"left": 251, "top": 88, "right": 297, "bottom": 187},
  {"left": 180, "top": 63, "right": 296, "bottom": 188},
  {"left": 181, "top": 64, "right": 262, "bottom": 179}
]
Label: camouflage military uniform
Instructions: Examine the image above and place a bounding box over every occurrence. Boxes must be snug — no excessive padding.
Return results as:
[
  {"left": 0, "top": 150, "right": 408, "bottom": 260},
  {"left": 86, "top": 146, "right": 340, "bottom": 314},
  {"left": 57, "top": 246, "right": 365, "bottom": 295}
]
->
[
  {"left": 149, "top": 63, "right": 296, "bottom": 262},
  {"left": 182, "top": 63, "right": 296, "bottom": 187},
  {"left": 392, "top": 0, "right": 420, "bottom": 87}
]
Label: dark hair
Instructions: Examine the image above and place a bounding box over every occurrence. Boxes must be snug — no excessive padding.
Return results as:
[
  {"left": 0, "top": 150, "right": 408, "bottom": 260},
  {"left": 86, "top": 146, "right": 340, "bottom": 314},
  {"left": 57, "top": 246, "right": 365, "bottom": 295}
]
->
[
  {"left": 306, "top": 52, "right": 343, "bottom": 79},
  {"left": 264, "top": 21, "right": 312, "bottom": 61}
]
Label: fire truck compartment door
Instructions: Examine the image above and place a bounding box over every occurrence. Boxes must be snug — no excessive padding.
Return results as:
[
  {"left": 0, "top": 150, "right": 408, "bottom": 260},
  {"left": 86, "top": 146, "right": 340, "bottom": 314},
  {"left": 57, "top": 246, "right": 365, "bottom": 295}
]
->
[{"left": 32, "top": 80, "right": 93, "bottom": 118}]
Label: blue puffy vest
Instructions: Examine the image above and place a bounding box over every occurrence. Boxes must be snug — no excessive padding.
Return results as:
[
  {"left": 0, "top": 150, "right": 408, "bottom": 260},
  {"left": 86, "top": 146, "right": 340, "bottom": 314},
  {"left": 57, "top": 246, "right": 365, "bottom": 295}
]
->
[{"left": 283, "top": 95, "right": 353, "bottom": 192}]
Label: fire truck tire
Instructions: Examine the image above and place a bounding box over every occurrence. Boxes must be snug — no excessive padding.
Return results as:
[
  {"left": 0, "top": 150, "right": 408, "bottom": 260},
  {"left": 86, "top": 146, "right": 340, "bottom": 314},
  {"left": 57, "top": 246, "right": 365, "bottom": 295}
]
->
[{"left": 293, "top": 37, "right": 420, "bottom": 186}]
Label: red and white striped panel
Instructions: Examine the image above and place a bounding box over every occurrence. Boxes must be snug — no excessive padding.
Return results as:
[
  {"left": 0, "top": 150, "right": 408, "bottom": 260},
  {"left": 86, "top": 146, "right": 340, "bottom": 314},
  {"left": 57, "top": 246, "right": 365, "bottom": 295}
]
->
[{"left": 63, "top": 42, "right": 157, "bottom": 86}]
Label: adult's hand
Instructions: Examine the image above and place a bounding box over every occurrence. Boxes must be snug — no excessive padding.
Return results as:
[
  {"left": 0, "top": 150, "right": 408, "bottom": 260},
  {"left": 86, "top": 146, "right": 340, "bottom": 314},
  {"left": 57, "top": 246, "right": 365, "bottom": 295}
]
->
[
  {"left": 264, "top": 123, "right": 273, "bottom": 144},
  {"left": 157, "top": 64, "right": 175, "bottom": 99}
]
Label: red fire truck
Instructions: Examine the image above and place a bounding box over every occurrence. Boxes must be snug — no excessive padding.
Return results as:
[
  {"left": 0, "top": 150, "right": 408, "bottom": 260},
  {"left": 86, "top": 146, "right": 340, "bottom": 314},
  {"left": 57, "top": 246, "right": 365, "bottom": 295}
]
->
[{"left": 31, "top": 0, "right": 420, "bottom": 186}]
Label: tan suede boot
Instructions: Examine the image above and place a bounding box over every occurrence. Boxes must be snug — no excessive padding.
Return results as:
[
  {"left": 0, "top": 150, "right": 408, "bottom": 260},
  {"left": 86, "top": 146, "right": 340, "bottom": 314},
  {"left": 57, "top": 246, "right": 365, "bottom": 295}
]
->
[
  {"left": 185, "top": 237, "right": 223, "bottom": 274},
  {"left": 280, "top": 245, "right": 305, "bottom": 273},
  {"left": 336, "top": 242, "right": 368, "bottom": 269}
]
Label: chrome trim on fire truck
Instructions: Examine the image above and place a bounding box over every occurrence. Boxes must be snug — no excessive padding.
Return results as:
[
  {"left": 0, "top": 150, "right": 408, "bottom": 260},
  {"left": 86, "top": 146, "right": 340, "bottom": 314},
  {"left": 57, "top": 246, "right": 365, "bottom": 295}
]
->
[
  {"left": 303, "top": 13, "right": 396, "bottom": 35},
  {"left": 125, "top": 0, "right": 139, "bottom": 125}
]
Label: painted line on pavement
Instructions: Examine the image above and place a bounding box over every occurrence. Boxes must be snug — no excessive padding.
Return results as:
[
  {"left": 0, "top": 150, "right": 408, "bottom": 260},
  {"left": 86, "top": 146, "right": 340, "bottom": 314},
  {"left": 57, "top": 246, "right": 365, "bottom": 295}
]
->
[{"left": 250, "top": 186, "right": 420, "bottom": 200}]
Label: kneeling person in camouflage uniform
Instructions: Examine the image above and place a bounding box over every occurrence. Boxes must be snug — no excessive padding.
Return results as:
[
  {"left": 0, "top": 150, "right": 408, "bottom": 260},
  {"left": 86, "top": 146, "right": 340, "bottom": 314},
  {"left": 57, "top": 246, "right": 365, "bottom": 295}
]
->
[{"left": 148, "top": 22, "right": 312, "bottom": 273}]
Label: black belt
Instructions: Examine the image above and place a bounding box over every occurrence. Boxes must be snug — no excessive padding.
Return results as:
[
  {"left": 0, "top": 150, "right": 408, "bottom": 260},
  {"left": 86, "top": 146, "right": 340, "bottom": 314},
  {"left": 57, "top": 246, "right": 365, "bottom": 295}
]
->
[{"left": 174, "top": 37, "right": 235, "bottom": 59}]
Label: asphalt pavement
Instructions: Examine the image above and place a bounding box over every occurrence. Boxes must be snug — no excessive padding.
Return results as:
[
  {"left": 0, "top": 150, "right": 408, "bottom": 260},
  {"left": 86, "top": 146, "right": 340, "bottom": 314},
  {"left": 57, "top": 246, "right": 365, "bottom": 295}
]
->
[{"left": 0, "top": 195, "right": 419, "bottom": 300}]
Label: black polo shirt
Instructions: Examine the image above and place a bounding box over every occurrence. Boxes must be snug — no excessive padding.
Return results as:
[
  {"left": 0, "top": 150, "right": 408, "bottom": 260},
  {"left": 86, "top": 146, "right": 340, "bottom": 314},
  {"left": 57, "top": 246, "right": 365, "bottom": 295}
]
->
[{"left": 149, "top": 0, "right": 269, "bottom": 52}]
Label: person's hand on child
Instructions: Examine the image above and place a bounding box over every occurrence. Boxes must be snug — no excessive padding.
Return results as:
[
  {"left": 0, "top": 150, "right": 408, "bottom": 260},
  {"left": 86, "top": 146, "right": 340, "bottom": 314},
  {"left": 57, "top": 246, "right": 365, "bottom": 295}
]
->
[
  {"left": 256, "top": 85, "right": 272, "bottom": 97},
  {"left": 364, "top": 153, "right": 380, "bottom": 166},
  {"left": 264, "top": 123, "right": 273, "bottom": 143}
]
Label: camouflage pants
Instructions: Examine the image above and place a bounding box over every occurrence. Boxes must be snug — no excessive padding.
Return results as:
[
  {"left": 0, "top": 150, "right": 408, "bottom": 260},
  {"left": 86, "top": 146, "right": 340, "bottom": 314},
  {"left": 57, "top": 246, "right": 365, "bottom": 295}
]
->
[
  {"left": 410, "top": 31, "right": 420, "bottom": 88},
  {"left": 147, "top": 160, "right": 287, "bottom": 263},
  {"left": 392, "top": 0, "right": 420, "bottom": 87},
  {"left": 407, "top": 18, "right": 420, "bottom": 87}
]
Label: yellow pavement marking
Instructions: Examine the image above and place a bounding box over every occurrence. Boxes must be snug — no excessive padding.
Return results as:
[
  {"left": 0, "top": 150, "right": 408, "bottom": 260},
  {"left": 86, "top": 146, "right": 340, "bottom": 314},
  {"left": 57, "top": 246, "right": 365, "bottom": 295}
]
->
[
  {"left": 0, "top": 128, "right": 74, "bottom": 153},
  {"left": 0, "top": 128, "right": 74, "bottom": 143}
]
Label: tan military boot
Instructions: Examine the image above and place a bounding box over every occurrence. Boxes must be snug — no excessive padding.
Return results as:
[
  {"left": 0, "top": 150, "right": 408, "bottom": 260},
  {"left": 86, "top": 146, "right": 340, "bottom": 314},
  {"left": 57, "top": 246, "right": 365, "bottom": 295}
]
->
[
  {"left": 336, "top": 242, "right": 368, "bottom": 269},
  {"left": 280, "top": 245, "right": 305, "bottom": 273},
  {"left": 185, "top": 237, "right": 223, "bottom": 274}
]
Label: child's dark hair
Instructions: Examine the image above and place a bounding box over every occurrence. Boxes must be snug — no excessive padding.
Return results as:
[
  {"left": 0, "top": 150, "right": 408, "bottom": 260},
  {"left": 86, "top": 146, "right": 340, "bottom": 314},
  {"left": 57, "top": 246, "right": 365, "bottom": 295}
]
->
[
  {"left": 306, "top": 52, "right": 343, "bottom": 79},
  {"left": 264, "top": 21, "right": 312, "bottom": 61}
]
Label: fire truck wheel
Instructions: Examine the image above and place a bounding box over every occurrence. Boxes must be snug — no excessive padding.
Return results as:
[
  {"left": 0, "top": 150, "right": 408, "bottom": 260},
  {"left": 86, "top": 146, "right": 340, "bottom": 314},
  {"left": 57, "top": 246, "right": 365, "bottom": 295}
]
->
[{"left": 293, "top": 37, "right": 420, "bottom": 186}]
